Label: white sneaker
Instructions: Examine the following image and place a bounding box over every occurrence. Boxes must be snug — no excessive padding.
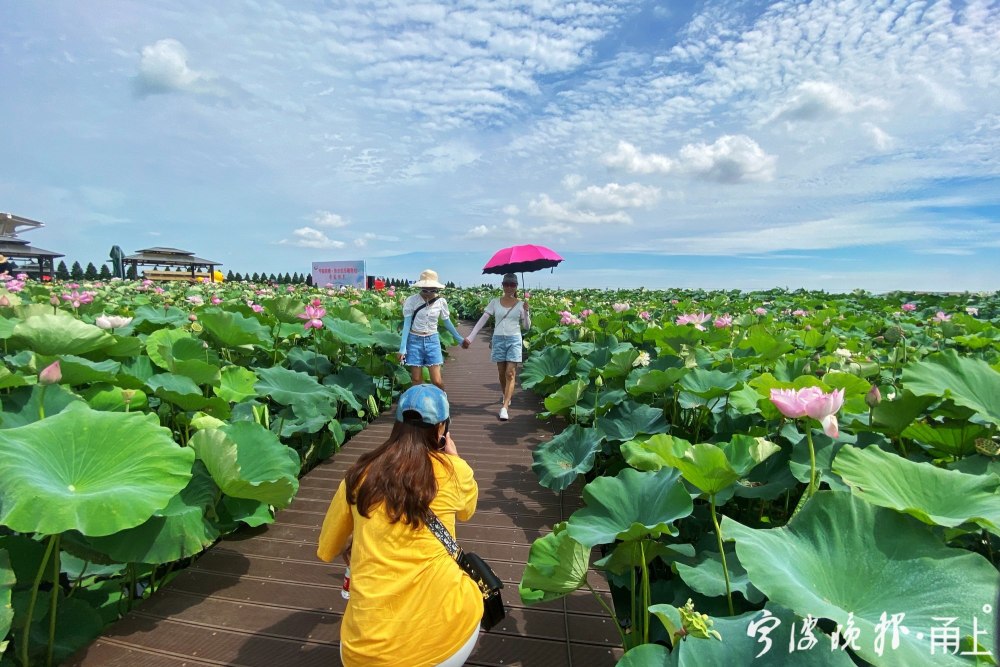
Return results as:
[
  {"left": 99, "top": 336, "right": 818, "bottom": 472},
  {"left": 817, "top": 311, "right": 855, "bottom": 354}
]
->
[{"left": 499, "top": 407, "right": 509, "bottom": 421}]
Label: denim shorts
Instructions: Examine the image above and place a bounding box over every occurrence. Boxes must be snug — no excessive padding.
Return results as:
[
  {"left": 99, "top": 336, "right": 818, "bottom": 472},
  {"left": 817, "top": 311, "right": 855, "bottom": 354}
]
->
[
  {"left": 406, "top": 332, "right": 444, "bottom": 367},
  {"left": 491, "top": 335, "right": 523, "bottom": 363}
]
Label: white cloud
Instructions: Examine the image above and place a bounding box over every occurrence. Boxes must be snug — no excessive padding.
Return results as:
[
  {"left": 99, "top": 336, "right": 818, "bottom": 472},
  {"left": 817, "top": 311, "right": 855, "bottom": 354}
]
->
[
  {"left": 862, "top": 123, "right": 894, "bottom": 151},
  {"left": 527, "top": 194, "right": 632, "bottom": 225},
  {"left": 768, "top": 81, "right": 888, "bottom": 124},
  {"left": 603, "top": 141, "right": 675, "bottom": 174},
  {"left": 279, "top": 227, "right": 345, "bottom": 249},
  {"left": 465, "top": 225, "right": 490, "bottom": 238},
  {"left": 134, "top": 38, "right": 240, "bottom": 99},
  {"left": 677, "top": 135, "right": 777, "bottom": 184},
  {"left": 573, "top": 182, "right": 660, "bottom": 209},
  {"left": 312, "top": 211, "right": 350, "bottom": 228}
]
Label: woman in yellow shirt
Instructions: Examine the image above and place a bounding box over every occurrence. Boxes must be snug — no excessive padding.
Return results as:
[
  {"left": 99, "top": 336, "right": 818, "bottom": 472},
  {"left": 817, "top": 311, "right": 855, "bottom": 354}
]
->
[{"left": 317, "top": 384, "right": 483, "bottom": 666}]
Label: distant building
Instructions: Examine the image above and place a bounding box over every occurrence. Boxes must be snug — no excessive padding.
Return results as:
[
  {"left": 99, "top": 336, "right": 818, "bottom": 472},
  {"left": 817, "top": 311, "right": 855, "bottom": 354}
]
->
[{"left": 0, "top": 212, "right": 64, "bottom": 279}]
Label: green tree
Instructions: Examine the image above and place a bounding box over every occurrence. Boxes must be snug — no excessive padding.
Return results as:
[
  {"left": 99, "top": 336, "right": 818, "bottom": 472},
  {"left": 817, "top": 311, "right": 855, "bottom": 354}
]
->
[
  {"left": 291, "top": 272, "right": 300, "bottom": 283},
  {"left": 55, "top": 260, "right": 70, "bottom": 280},
  {"left": 305, "top": 273, "right": 313, "bottom": 286},
  {"left": 70, "top": 261, "right": 84, "bottom": 280},
  {"left": 99, "top": 264, "right": 112, "bottom": 279},
  {"left": 226, "top": 270, "right": 235, "bottom": 281},
  {"left": 84, "top": 263, "right": 99, "bottom": 279},
  {"left": 251, "top": 272, "right": 260, "bottom": 282},
  {"left": 126, "top": 264, "right": 137, "bottom": 279},
  {"left": 233, "top": 272, "right": 244, "bottom": 281},
  {"left": 268, "top": 273, "right": 277, "bottom": 282}
]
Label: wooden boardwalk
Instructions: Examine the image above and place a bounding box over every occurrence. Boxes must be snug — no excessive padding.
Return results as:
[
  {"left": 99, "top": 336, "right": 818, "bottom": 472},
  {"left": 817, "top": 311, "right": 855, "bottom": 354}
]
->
[{"left": 68, "top": 328, "right": 622, "bottom": 666}]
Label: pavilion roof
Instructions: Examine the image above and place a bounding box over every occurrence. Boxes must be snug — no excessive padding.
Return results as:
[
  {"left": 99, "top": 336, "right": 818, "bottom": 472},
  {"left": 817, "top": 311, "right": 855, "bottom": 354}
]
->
[
  {"left": 124, "top": 248, "right": 221, "bottom": 266},
  {"left": 0, "top": 212, "right": 45, "bottom": 237}
]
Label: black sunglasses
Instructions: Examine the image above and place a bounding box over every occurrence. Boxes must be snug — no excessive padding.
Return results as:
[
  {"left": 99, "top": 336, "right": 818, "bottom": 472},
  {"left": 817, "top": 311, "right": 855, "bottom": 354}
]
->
[
  {"left": 502, "top": 282, "right": 517, "bottom": 287},
  {"left": 420, "top": 287, "right": 440, "bottom": 293}
]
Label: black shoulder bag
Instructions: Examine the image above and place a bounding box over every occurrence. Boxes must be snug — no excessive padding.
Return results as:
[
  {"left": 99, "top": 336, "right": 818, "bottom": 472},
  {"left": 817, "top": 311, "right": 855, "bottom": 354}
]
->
[{"left": 426, "top": 513, "right": 506, "bottom": 631}]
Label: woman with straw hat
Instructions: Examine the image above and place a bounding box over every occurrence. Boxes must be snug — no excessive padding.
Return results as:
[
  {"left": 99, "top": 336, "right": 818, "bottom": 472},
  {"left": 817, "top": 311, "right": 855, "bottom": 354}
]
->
[{"left": 397, "top": 269, "right": 466, "bottom": 390}]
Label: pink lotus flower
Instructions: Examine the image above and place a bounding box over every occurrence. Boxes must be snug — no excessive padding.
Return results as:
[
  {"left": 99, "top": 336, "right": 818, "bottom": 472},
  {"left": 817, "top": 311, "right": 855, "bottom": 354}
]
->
[
  {"left": 612, "top": 303, "right": 629, "bottom": 312},
  {"left": 901, "top": 302, "right": 916, "bottom": 312},
  {"left": 770, "top": 386, "right": 845, "bottom": 437},
  {"left": 792, "top": 309, "right": 807, "bottom": 317},
  {"left": 932, "top": 311, "right": 951, "bottom": 323},
  {"left": 62, "top": 290, "right": 95, "bottom": 309},
  {"left": 251, "top": 303, "right": 264, "bottom": 313},
  {"left": 311, "top": 298, "right": 323, "bottom": 307},
  {"left": 387, "top": 288, "right": 396, "bottom": 297},
  {"left": 670, "top": 299, "right": 679, "bottom": 305},
  {"left": 675, "top": 312, "right": 712, "bottom": 330},
  {"left": 524, "top": 291, "right": 531, "bottom": 300},
  {"left": 39, "top": 360, "right": 62, "bottom": 385},
  {"left": 966, "top": 307, "right": 979, "bottom": 316},
  {"left": 638, "top": 311, "right": 651, "bottom": 320},
  {"left": 580, "top": 309, "right": 594, "bottom": 318},
  {"left": 211, "top": 296, "right": 222, "bottom": 305},
  {"left": 298, "top": 304, "right": 326, "bottom": 330},
  {"left": 0, "top": 295, "right": 9, "bottom": 307},
  {"left": 754, "top": 307, "right": 767, "bottom": 316},
  {"left": 713, "top": 314, "right": 733, "bottom": 328}
]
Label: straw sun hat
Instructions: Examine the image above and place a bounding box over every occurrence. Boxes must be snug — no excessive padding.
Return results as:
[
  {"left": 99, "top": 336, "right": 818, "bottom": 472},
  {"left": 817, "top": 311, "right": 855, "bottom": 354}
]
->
[{"left": 413, "top": 269, "right": 445, "bottom": 289}]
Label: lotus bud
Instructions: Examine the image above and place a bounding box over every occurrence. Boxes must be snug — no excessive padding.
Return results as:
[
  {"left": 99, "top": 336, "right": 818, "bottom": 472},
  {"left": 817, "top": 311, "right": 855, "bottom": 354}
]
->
[
  {"left": 865, "top": 384, "right": 882, "bottom": 408},
  {"left": 39, "top": 360, "right": 62, "bottom": 385},
  {"left": 594, "top": 375, "right": 604, "bottom": 388},
  {"left": 189, "top": 313, "right": 198, "bottom": 322},
  {"left": 0, "top": 295, "right": 9, "bottom": 307},
  {"left": 121, "top": 389, "right": 136, "bottom": 405},
  {"left": 50, "top": 294, "right": 60, "bottom": 306}
]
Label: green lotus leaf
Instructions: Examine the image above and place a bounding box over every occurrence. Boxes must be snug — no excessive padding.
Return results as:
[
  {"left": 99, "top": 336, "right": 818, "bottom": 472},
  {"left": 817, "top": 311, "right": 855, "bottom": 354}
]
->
[
  {"left": 0, "top": 535, "right": 52, "bottom": 586},
  {"left": 566, "top": 468, "right": 694, "bottom": 547},
  {"left": 679, "top": 368, "right": 741, "bottom": 398},
  {"left": 286, "top": 347, "right": 334, "bottom": 376},
  {"left": 675, "top": 550, "right": 764, "bottom": 603},
  {"left": 131, "top": 305, "right": 190, "bottom": 330},
  {"left": 902, "top": 349, "right": 1000, "bottom": 425},
  {"left": 724, "top": 491, "right": 998, "bottom": 667},
  {"left": 625, "top": 367, "right": 688, "bottom": 396},
  {"left": 27, "top": 595, "right": 103, "bottom": 665},
  {"left": 596, "top": 400, "right": 668, "bottom": 442},
  {"left": 219, "top": 495, "right": 274, "bottom": 530},
  {"left": 145, "top": 329, "right": 221, "bottom": 385},
  {"left": 324, "top": 319, "right": 376, "bottom": 346},
  {"left": 147, "top": 373, "right": 228, "bottom": 414},
  {"left": 328, "top": 304, "right": 370, "bottom": 326},
  {"left": 101, "top": 335, "right": 143, "bottom": 359},
  {"left": 531, "top": 425, "right": 604, "bottom": 492},
  {"left": 622, "top": 434, "right": 688, "bottom": 472},
  {"left": 543, "top": 378, "right": 589, "bottom": 415},
  {"left": 260, "top": 295, "right": 308, "bottom": 323},
  {"left": 901, "top": 421, "right": 988, "bottom": 458},
  {"left": 0, "top": 404, "right": 193, "bottom": 536},
  {"left": 600, "top": 348, "right": 639, "bottom": 379},
  {"left": 189, "top": 421, "right": 300, "bottom": 508},
  {"left": 593, "top": 539, "right": 694, "bottom": 575},
  {"left": 255, "top": 366, "right": 329, "bottom": 405},
  {"left": 12, "top": 314, "right": 113, "bottom": 356},
  {"left": 320, "top": 380, "right": 364, "bottom": 412},
  {"left": 119, "top": 355, "right": 156, "bottom": 388},
  {"left": 44, "top": 355, "right": 120, "bottom": 385},
  {"left": 662, "top": 442, "right": 740, "bottom": 496},
  {"left": 521, "top": 346, "right": 573, "bottom": 390},
  {"left": 60, "top": 552, "right": 125, "bottom": 580},
  {"left": 833, "top": 445, "right": 1000, "bottom": 535},
  {"left": 869, "top": 390, "right": 937, "bottom": 436},
  {"left": 198, "top": 308, "right": 274, "bottom": 348},
  {"left": 79, "top": 383, "right": 149, "bottom": 412},
  {"left": 325, "top": 366, "right": 377, "bottom": 401},
  {"left": 82, "top": 463, "right": 221, "bottom": 564},
  {"left": 664, "top": 604, "right": 856, "bottom": 666},
  {"left": 215, "top": 366, "right": 258, "bottom": 403},
  {"left": 1, "top": 549, "right": 13, "bottom": 657},
  {"left": 371, "top": 330, "right": 402, "bottom": 350},
  {"left": 0, "top": 384, "right": 84, "bottom": 429},
  {"left": 519, "top": 523, "right": 590, "bottom": 604},
  {"left": 618, "top": 643, "right": 669, "bottom": 667},
  {"left": 0, "top": 366, "right": 29, "bottom": 390}
]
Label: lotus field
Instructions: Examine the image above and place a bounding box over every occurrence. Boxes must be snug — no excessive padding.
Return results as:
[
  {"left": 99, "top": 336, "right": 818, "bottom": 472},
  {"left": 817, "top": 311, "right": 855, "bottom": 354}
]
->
[
  {"left": 482, "top": 288, "right": 999, "bottom": 667},
  {"left": 1, "top": 279, "right": 999, "bottom": 666},
  {"left": 0, "top": 278, "right": 409, "bottom": 666}
]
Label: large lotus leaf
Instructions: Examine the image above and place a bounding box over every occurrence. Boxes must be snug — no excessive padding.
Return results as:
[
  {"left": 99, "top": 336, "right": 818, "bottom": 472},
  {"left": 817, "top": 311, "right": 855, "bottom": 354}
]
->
[
  {"left": 329, "top": 304, "right": 370, "bottom": 326},
  {"left": 521, "top": 346, "right": 573, "bottom": 390},
  {"left": 597, "top": 401, "right": 668, "bottom": 442},
  {"left": 1, "top": 548, "right": 12, "bottom": 657},
  {"left": 519, "top": 523, "right": 590, "bottom": 604},
  {"left": 286, "top": 347, "right": 334, "bottom": 376},
  {"left": 82, "top": 463, "right": 221, "bottom": 564},
  {"left": 260, "top": 295, "right": 308, "bottom": 323},
  {"left": 833, "top": 445, "right": 1000, "bottom": 535},
  {"left": 785, "top": 424, "right": 849, "bottom": 491},
  {"left": 622, "top": 434, "right": 690, "bottom": 472},
  {"left": 724, "top": 434, "right": 781, "bottom": 478},
  {"left": 147, "top": 373, "right": 228, "bottom": 414},
  {"left": 902, "top": 349, "right": 1000, "bottom": 425},
  {"left": 324, "top": 319, "right": 376, "bottom": 346},
  {"left": 0, "top": 384, "right": 83, "bottom": 428},
  {"left": 869, "top": 390, "right": 937, "bottom": 436},
  {"left": 664, "top": 604, "right": 856, "bottom": 666},
  {"left": 531, "top": 425, "right": 604, "bottom": 492},
  {"left": 566, "top": 468, "right": 694, "bottom": 547},
  {"left": 101, "top": 335, "right": 143, "bottom": 359},
  {"left": 320, "top": 380, "right": 364, "bottom": 412},
  {"left": 679, "top": 368, "right": 741, "bottom": 398},
  {"left": 724, "top": 491, "right": 998, "bottom": 667},
  {"left": 131, "top": 305, "right": 190, "bottom": 329},
  {"left": 902, "top": 421, "right": 988, "bottom": 458},
  {"left": 543, "top": 379, "right": 589, "bottom": 415},
  {"left": 663, "top": 442, "right": 740, "bottom": 496},
  {"left": 198, "top": 308, "right": 273, "bottom": 348},
  {"left": 593, "top": 539, "right": 694, "bottom": 575},
  {"left": 45, "top": 354, "right": 121, "bottom": 386},
  {"left": 600, "top": 348, "right": 640, "bottom": 380},
  {"left": 26, "top": 594, "right": 104, "bottom": 665},
  {"left": 0, "top": 366, "right": 29, "bottom": 390},
  {"left": 618, "top": 644, "right": 670, "bottom": 667},
  {"left": 119, "top": 355, "right": 156, "bottom": 389},
  {"left": 255, "top": 366, "right": 328, "bottom": 405},
  {"left": 189, "top": 421, "right": 300, "bottom": 508},
  {"left": 145, "top": 329, "right": 221, "bottom": 385},
  {"left": 371, "top": 330, "right": 401, "bottom": 350},
  {"left": 625, "top": 367, "right": 688, "bottom": 396},
  {"left": 215, "top": 366, "right": 258, "bottom": 403},
  {"left": 675, "top": 549, "right": 764, "bottom": 603},
  {"left": 218, "top": 495, "right": 274, "bottom": 531},
  {"left": 79, "top": 383, "right": 149, "bottom": 412},
  {"left": 12, "top": 315, "right": 113, "bottom": 355},
  {"left": 0, "top": 404, "right": 193, "bottom": 536},
  {"left": 325, "top": 366, "right": 376, "bottom": 401},
  {"left": 0, "top": 535, "right": 52, "bottom": 586}
]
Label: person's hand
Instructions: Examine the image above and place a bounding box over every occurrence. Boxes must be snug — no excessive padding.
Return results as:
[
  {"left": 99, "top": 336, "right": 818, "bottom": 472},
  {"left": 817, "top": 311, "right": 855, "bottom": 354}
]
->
[
  {"left": 397, "top": 351, "right": 406, "bottom": 363},
  {"left": 461, "top": 337, "right": 471, "bottom": 349},
  {"left": 442, "top": 431, "right": 458, "bottom": 456},
  {"left": 523, "top": 301, "right": 529, "bottom": 312},
  {"left": 341, "top": 538, "right": 353, "bottom": 566}
]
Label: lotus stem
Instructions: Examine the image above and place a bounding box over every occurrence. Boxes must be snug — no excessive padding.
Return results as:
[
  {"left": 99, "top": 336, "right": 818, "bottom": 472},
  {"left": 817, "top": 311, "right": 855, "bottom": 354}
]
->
[
  {"left": 22, "top": 533, "right": 57, "bottom": 667},
  {"left": 792, "top": 425, "right": 819, "bottom": 517},
  {"left": 38, "top": 385, "right": 47, "bottom": 421},
  {"left": 710, "top": 495, "right": 735, "bottom": 616},
  {"left": 585, "top": 580, "right": 628, "bottom": 648},
  {"left": 629, "top": 555, "right": 637, "bottom": 648},
  {"left": 640, "top": 540, "right": 650, "bottom": 645},
  {"left": 46, "top": 534, "right": 61, "bottom": 667}
]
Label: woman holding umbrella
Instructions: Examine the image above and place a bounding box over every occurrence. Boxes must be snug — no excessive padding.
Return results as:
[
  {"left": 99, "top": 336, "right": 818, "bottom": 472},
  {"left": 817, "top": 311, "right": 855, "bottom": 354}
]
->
[{"left": 463, "top": 273, "right": 531, "bottom": 421}]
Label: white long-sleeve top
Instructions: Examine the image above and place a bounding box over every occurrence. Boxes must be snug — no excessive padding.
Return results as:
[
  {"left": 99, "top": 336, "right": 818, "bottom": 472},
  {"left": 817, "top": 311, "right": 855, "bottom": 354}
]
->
[{"left": 468, "top": 298, "right": 531, "bottom": 339}]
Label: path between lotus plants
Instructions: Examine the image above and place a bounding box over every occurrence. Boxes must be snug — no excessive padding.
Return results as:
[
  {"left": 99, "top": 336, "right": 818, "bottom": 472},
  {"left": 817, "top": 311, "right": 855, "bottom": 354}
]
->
[{"left": 67, "top": 325, "right": 622, "bottom": 667}]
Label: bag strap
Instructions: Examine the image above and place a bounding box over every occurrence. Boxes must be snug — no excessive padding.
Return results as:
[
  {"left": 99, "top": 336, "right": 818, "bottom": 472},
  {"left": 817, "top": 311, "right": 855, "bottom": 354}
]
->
[
  {"left": 494, "top": 300, "right": 518, "bottom": 326},
  {"left": 411, "top": 296, "right": 440, "bottom": 320},
  {"left": 425, "top": 512, "right": 463, "bottom": 561}
]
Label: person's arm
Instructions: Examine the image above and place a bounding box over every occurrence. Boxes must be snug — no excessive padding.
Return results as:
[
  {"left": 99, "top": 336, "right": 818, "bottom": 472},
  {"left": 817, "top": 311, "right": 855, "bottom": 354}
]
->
[
  {"left": 452, "top": 458, "right": 479, "bottom": 522},
  {"left": 521, "top": 301, "right": 531, "bottom": 330},
  {"left": 442, "top": 317, "right": 463, "bottom": 343},
  {"left": 465, "top": 311, "right": 491, "bottom": 344},
  {"left": 317, "top": 480, "right": 354, "bottom": 562},
  {"left": 398, "top": 314, "right": 413, "bottom": 359}
]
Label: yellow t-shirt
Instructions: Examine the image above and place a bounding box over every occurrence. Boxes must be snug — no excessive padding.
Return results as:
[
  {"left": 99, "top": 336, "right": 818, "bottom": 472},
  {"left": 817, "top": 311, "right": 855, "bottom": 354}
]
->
[{"left": 317, "top": 454, "right": 483, "bottom": 666}]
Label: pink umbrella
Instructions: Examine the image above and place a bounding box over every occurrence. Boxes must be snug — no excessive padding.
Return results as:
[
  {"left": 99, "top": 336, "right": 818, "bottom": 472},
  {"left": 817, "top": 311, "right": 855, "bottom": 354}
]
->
[{"left": 482, "top": 244, "right": 564, "bottom": 275}]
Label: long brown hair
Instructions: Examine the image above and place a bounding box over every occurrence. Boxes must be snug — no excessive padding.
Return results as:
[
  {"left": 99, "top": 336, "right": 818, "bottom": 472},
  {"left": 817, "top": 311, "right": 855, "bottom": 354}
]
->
[{"left": 345, "top": 416, "right": 451, "bottom": 528}]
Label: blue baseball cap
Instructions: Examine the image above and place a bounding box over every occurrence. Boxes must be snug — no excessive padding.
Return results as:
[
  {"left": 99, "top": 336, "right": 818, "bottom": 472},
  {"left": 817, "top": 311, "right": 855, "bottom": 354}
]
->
[{"left": 396, "top": 384, "right": 450, "bottom": 425}]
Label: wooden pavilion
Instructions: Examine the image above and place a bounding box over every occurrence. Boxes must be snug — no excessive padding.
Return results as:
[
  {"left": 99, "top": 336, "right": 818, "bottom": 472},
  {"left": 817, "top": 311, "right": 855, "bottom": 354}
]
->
[
  {"left": 0, "top": 212, "right": 64, "bottom": 279},
  {"left": 124, "top": 247, "right": 223, "bottom": 282}
]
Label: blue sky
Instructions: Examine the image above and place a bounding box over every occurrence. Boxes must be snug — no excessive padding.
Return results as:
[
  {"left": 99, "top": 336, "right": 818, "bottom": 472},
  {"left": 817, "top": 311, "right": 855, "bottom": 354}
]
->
[{"left": 2, "top": 0, "right": 999, "bottom": 292}]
